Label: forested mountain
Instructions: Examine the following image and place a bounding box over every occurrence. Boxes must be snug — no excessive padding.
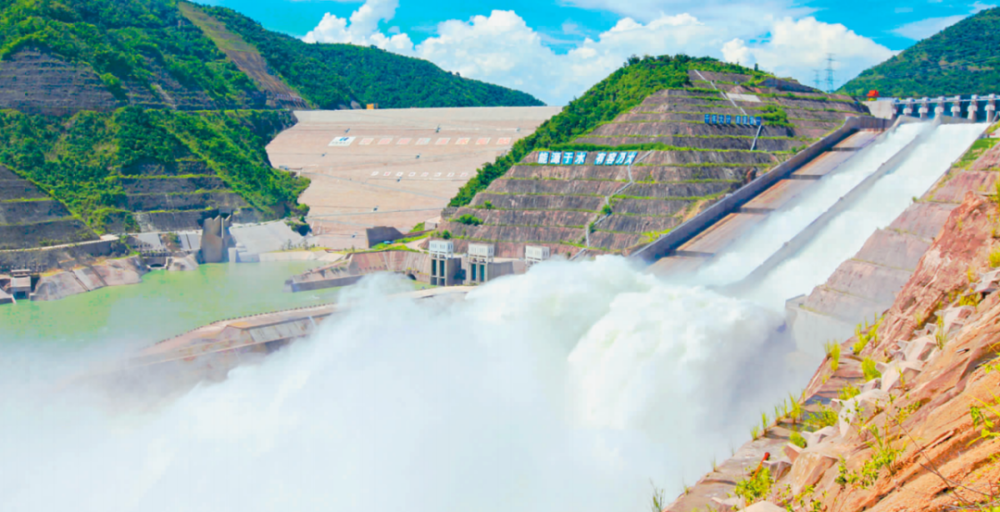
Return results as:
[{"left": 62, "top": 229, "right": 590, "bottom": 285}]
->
[
  {"left": 196, "top": 3, "right": 544, "bottom": 109},
  {"left": 0, "top": 0, "right": 542, "bottom": 244},
  {"left": 0, "top": 0, "right": 543, "bottom": 110},
  {"left": 840, "top": 7, "right": 1000, "bottom": 98}
]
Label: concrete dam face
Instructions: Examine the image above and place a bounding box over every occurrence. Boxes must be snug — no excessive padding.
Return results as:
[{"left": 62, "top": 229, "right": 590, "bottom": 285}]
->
[{"left": 1, "top": 122, "right": 989, "bottom": 511}]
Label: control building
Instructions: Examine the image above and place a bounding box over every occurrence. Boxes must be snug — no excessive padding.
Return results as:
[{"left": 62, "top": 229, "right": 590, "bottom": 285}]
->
[{"left": 429, "top": 240, "right": 462, "bottom": 286}]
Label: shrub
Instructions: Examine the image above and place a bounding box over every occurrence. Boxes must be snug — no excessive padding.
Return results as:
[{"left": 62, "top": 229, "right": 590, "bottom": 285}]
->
[
  {"left": 805, "top": 405, "right": 839, "bottom": 430},
  {"left": 990, "top": 246, "right": 1000, "bottom": 268},
  {"left": 455, "top": 214, "right": 483, "bottom": 226},
  {"left": 824, "top": 341, "right": 841, "bottom": 371},
  {"left": 790, "top": 431, "right": 807, "bottom": 448},
  {"left": 441, "top": 230, "right": 452, "bottom": 240},
  {"left": 601, "top": 203, "right": 613, "bottom": 216},
  {"left": 733, "top": 467, "right": 772, "bottom": 505},
  {"left": 839, "top": 383, "right": 860, "bottom": 401}
]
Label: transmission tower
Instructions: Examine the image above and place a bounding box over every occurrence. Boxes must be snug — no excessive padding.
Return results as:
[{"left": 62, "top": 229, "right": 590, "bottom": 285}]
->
[
  {"left": 813, "top": 70, "right": 821, "bottom": 91},
  {"left": 826, "top": 54, "right": 836, "bottom": 93}
]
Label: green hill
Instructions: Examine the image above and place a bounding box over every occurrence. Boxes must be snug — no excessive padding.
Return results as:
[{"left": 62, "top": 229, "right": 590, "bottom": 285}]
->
[
  {"left": 441, "top": 55, "right": 866, "bottom": 256},
  {"left": 840, "top": 7, "right": 1000, "bottom": 98},
  {"left": 450, "top": 55, "right": 776, "bottom": 206}
]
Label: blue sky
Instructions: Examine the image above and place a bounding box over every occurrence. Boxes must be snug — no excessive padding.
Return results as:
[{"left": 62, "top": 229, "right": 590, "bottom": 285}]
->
[{"left": 194, "top": 0, "right": 995, "bottom": 105}]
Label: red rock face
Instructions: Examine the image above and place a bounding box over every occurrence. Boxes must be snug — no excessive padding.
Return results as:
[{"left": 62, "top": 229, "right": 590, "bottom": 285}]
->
[
  {"left": 970, "top": 139, "right": 1000, "bottom": 171},
  {"left": 877, "top": 192, "right": 996, "bottom": 347}
]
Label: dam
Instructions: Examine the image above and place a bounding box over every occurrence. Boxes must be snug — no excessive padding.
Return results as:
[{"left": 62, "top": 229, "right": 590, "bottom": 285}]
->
[
  {"left": 7, "top": 78, "right": 998, "bottom": 511},
  {"left": 12, "top": 115, "right": 993, "bottom": 512},
  {"left": 82, "top": 116, "right": 990, "bottom": 393}
]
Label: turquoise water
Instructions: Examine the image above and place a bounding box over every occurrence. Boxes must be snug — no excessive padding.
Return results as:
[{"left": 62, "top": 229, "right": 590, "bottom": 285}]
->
[{"left": 0, "top": 261, "right": 343, "bottom": 348}]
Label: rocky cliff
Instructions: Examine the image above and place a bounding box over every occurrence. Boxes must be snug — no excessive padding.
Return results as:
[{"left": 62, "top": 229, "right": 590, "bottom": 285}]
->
[{"left": 665, "top": 197, "right": 1000, "bottom": 511}]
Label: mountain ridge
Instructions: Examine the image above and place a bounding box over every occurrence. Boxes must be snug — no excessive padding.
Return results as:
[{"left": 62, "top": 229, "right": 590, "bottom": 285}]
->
[{"left": 840, "top": 7, "right": 1000, "bottom": 98}]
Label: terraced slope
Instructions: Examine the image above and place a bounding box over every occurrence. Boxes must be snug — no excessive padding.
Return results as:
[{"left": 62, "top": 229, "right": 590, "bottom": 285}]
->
[
  {"left": 0, "top": 166, "right": 97, "bottom": 250},
  {"left": 0, "top": 0, "right": 266, "bottom": 114},
  {"left": 439, "top": 70, "right": 868, "bottom": 257},
  {"left": 0, "top": 108, "right": 304, "bottom": 236}
]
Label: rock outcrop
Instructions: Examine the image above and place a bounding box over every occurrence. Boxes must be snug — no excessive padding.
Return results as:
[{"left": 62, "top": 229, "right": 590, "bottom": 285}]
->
[{"left": 664, "top": 192, "right": 1000, "bottom": 512}]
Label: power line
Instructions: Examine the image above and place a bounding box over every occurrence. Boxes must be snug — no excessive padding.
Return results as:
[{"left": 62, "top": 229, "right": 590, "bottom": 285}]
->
[{"left": 826, "top": 54, "right": 836, "bottom": 93}]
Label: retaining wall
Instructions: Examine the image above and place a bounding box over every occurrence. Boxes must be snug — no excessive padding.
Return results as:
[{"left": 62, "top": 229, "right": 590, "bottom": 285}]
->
[
  {"left": 631, "top": 116, "right": 893, "bottom": 262},
  {"left": 0, "top": 239, "right": 126, "bottom": 271},
  {"left": 0, "top": 200, "right": 72, "bottom": 225}
]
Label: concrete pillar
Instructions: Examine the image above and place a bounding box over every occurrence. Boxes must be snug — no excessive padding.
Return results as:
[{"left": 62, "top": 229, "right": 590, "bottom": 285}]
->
[
  {"left": 200, "top": 215, "right": 232, "bottom": 263},
  {"left": 968, "top": 101, "right": 979, "bottom": 121},
  {"left": 918, "top": 104, "right": 929, "bottom": 120},
  {"left": 987, "top": 102, "right": 996, "bottom": 123}
]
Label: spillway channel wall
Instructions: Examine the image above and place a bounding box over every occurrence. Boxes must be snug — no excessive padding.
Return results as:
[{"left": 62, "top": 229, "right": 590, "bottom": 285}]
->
[{"left": 630, "top": 116, "right": 894, "bottom": 263}]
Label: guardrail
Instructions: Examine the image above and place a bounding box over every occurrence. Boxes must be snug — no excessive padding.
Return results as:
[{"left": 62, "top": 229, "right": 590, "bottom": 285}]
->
[{"left": 629, "top": 116, "right": 894, "bottom": 264}]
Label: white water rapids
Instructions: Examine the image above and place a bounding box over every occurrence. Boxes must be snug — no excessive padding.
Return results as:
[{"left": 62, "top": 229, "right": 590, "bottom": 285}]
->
[{"left": 0, "top": 123, "right": 987, "bottom": 512}]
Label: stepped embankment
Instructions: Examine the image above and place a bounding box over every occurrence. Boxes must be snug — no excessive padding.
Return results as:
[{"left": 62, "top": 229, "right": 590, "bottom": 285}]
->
[{"left": 439, "top": 70, "right": 868, "bottom": 258}]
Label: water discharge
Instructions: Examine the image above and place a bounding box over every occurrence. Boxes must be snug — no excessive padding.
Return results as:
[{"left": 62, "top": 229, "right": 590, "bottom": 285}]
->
[
  {"left": 742, "top": 122, "right": 989, "bottom": 312},
  {"left": 0, "top": 122, "right": 987, "bottom": 512},
  {"left": 693, "top": 122, "right": 928, "bottom": 286}
]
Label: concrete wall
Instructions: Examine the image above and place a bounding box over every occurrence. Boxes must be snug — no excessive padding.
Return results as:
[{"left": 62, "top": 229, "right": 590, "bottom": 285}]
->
[
  {"left": 366, "top": 226, "right": 405, "bottom": 248},
  {"left": 0, "top": 239, "right": 126, "bottom": 273},
  {"left": 630, "top": 116, "right": 894, "bottom": 263},
  {"left": 200, "top": 215, "right": 232, "bottom": 263}
]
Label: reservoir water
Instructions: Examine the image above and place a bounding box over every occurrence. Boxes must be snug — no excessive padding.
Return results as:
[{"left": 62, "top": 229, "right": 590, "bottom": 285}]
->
[{"left": 0, "top": 261, "right": 340, "bottom": 348}]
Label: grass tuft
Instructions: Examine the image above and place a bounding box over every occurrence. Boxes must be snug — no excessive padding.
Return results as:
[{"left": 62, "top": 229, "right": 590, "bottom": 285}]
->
[{"left": 861, "top": 357, "right": 881, "bottom": 382}]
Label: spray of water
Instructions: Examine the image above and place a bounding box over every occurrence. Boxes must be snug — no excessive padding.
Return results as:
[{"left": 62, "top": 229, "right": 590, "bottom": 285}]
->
[
  {"left": 1, "top": 262, "right": 794, "bottom": 512},
  {"left": 693, "top": 122, "right": 928, "bottom": 286},
  {"left": 0, "top": 122, "right": 984, "bottom": 512},
  {"left": 742, "top": 122, "right": 989, "bottom": 313}
]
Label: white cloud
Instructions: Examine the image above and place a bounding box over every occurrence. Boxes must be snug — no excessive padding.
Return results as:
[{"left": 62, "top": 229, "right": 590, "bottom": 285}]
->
[
  {"left": 302, "top": 0, "right": 413, "bottom": 51},
  {"left": 303, "top": 1, "right": 894, "bottom": 104},
  {"left": 722, "top": 17, "right": 895, "bottom": 90}
]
